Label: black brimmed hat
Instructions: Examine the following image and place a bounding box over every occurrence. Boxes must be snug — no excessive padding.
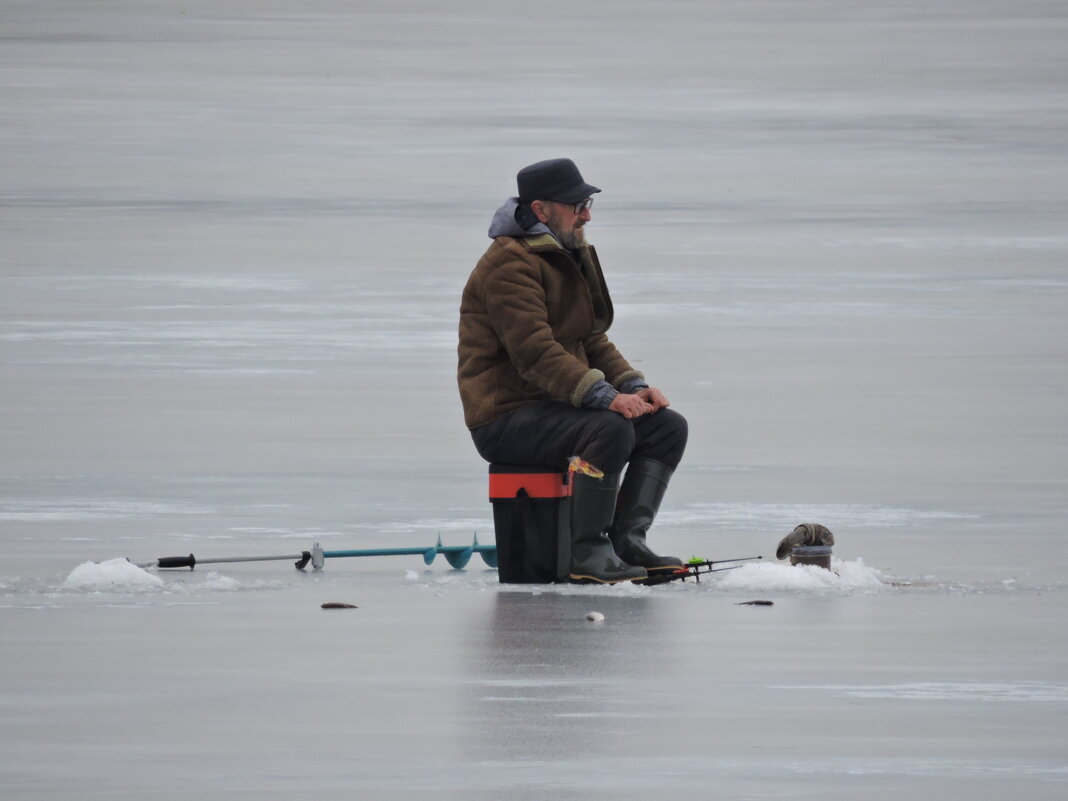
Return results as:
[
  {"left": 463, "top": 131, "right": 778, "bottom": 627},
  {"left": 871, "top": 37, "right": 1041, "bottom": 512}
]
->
[{"left": 516, "top": 158, "right": 601, "bottom": 204}]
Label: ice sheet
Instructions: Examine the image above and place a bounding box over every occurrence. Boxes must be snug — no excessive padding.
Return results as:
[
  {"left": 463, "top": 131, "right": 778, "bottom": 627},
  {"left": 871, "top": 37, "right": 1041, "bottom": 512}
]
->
[{"left": 3, "top": 1, "right": 1067, "bottom": 799}]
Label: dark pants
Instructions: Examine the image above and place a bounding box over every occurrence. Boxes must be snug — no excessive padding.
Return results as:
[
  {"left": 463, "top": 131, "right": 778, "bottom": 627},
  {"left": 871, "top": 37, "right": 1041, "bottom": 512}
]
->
[{"left": 471, "top": 401, "right": 688, "bottom": 475}]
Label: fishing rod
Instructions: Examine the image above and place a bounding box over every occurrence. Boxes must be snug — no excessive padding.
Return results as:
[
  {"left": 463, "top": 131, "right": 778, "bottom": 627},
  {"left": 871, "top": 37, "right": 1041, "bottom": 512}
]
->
[
  {"left": 137, "top": 535, "right": 498, "bottom": 572},
  {"left": 641, "top": 555, "right": 764, "bottom": 586}
]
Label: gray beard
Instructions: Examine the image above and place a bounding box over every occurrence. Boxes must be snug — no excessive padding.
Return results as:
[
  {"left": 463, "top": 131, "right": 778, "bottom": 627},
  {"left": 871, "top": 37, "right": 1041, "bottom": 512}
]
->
[{"left": 549, "top": 224, "right": 586, "bottom": 250}]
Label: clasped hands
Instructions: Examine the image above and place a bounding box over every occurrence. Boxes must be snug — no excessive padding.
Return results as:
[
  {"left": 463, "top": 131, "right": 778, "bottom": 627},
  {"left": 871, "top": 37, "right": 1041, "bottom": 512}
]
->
[{"left": 608, "top": 387, "right": 670, "bottom": 419}]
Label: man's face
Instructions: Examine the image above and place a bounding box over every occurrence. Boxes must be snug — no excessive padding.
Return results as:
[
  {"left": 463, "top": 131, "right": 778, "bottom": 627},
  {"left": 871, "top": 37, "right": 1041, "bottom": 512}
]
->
[{"left": 538, "top": 200, "right": 592, "bottom": 249}]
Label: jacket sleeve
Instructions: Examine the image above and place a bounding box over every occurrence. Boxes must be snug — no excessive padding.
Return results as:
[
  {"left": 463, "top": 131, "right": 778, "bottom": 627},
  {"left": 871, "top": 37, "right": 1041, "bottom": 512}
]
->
[
  {"left": 482, "top": 259, "right": 605, "bottom": 405},
  {"left": 583, "top": 332, "right": 645, "bottom": 389}
]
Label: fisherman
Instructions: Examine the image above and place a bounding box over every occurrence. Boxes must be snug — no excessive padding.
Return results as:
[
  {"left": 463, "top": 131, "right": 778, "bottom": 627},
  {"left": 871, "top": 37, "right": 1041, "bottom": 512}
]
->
[{"left": 457, "top": 158, "right": 688, "bottom": 583}]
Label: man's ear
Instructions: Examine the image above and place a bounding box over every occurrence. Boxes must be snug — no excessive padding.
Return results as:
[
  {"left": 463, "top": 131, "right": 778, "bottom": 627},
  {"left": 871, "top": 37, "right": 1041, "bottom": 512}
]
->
[{"left": 530, "top": 199, "right": 551, "bottom": 224}]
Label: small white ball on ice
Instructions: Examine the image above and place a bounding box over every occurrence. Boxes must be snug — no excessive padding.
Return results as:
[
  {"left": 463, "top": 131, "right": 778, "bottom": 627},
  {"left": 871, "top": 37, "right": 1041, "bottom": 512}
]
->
[{"left": 585, "top": 610, "right": 605, "bottom": 623}]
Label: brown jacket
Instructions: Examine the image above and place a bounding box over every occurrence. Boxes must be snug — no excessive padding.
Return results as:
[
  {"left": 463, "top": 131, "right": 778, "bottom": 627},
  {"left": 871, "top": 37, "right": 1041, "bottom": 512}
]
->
[{"left": 457, "top": 232, "right": 643, "bottom": 429}]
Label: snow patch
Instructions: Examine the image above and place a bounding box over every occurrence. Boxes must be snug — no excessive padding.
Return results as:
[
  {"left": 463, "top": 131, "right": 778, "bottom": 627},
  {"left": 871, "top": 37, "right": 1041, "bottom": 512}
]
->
[
  {"left": 62, "top": 558, "right": 164, "bottom": 592},
  {"left": 60, "top": 562, "right": 274, "bottom": 595},
  {"left": 715, "top": 558, "right": 886, "bottom": 593}
]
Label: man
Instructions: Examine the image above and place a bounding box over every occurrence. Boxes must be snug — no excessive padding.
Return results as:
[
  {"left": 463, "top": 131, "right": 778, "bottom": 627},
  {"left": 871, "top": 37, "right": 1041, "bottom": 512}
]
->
[{"left": 458, "top": 158, "right": 688, "bottom": 583}]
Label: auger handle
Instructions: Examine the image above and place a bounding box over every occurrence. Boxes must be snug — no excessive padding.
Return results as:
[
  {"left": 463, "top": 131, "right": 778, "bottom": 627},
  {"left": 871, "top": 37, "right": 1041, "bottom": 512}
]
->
[{"left": 156, "top": 554, "right": 196, "bottom": 569}]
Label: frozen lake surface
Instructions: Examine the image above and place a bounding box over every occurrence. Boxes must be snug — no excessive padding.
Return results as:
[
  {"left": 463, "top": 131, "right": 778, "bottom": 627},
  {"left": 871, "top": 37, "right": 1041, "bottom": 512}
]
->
[{"left": 2, "top": 1, "right": 1067, "bottom": 798}]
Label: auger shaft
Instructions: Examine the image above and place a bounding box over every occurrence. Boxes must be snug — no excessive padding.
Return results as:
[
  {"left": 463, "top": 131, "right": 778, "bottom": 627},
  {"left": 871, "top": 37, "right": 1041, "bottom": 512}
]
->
[{"left": 139, "top": 536, "right": 497, "bottom": 572}]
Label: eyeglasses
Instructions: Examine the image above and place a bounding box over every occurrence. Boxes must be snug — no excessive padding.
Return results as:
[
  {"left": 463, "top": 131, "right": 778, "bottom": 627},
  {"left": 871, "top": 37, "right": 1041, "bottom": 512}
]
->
[
  {"left": 537, "top": 197, "right": 595, "bottom": 215},
  {"left": 569, "top": 197, "right": 594, "bottom": 215}
]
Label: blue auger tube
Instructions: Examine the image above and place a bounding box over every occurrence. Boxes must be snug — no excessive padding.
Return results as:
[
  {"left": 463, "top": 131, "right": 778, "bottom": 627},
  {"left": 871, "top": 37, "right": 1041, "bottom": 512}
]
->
[{"left": 314, "top": 535, "right": 498, "bottom": 570}]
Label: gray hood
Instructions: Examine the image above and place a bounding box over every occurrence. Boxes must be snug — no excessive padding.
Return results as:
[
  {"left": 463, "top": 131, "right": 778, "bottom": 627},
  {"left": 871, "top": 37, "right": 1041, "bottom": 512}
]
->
[{"left": 487, "top": 197, "right": 555, "bottom": 240}]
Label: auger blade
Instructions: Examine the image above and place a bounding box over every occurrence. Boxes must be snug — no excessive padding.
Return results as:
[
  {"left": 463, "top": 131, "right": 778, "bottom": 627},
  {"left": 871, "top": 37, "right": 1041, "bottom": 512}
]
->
[{"left": 443, "top": 547, "right": 473, "bottom": 569}]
